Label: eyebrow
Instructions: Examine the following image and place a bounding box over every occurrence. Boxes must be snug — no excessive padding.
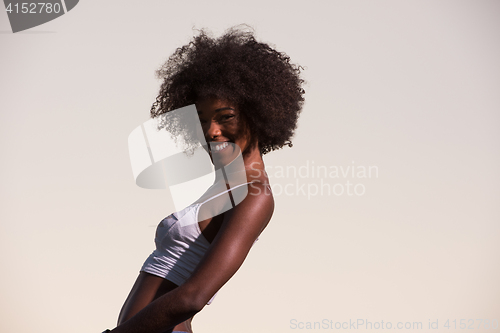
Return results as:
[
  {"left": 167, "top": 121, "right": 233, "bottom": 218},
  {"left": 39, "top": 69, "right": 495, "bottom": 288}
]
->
[{"left": 197, "top": 107, "right": 235, "bottom": 115}]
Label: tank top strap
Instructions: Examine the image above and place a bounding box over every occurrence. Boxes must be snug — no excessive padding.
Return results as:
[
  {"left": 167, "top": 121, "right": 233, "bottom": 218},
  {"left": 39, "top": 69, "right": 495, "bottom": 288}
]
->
[{"left": 200, "top": 181, "right": 256, "bottom": 205}]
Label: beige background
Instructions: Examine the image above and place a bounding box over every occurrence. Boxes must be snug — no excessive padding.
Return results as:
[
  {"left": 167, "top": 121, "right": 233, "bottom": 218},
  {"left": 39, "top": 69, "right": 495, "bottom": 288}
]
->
[{"left": 1, "top": 1, "right": 499, "bottom": 332}]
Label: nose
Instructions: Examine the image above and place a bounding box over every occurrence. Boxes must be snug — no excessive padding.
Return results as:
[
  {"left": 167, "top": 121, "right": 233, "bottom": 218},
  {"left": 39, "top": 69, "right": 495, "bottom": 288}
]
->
[{"left": 205, "top": 120, "right": 222, "bottom": 140}]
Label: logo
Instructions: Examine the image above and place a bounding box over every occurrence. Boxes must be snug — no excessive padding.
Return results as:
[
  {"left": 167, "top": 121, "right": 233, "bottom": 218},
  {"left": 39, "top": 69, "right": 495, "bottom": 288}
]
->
[{"left": 3, "top": 0, "right": 79, "bottom": 33}]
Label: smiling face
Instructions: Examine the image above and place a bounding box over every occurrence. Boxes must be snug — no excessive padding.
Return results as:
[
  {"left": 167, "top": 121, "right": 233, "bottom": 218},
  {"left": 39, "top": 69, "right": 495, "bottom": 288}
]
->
[{"left": 195, "top": 97, "right": 253, "bottom": 168}]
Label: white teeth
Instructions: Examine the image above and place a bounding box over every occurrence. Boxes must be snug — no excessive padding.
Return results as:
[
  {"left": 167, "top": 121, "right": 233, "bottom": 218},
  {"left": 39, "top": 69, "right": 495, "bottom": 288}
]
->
[{"left": 213, "top": 142, "right": 229, "bottom": 152}]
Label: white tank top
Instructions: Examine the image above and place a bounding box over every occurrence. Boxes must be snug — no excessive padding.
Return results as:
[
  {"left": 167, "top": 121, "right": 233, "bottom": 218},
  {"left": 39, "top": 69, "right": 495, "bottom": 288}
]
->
[{"left": 140, "top": 181, "right": 255, "bottom": 304}]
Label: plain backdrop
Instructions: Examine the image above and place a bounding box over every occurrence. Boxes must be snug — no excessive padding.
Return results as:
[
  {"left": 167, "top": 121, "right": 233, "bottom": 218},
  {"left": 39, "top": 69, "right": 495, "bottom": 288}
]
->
[{"left": 1, "top": 1, "right": 499, "bottom": 332}]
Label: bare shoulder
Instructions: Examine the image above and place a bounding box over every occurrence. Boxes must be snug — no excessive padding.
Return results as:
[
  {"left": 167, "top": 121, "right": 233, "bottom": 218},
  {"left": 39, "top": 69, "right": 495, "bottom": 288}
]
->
[
  {"left": 222, "top": 180, "right": 274, "bottom": 238},
  {"left": 242, "top": 167, "right": 274, "bottom": 219},
  {"left": 246, "top": 180, "right": 274, "bottom": 212},
  {"left": 247, "top": 178, "right": 273, "bottom": 197}
]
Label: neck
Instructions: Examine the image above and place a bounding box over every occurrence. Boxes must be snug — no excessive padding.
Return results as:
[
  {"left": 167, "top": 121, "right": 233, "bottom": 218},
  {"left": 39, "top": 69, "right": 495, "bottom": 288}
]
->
[
  {"left": 212, "top": 145, "right": 265, "bottom": 184},
  {"left": 242, "top": 145, "right": 265, "bottom": 172}
]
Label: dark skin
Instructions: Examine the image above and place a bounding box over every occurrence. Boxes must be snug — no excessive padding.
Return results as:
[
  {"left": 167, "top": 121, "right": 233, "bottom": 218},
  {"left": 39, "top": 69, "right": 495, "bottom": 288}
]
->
[{"left": 113, "top": 97, "right": 273, "bottom": 333}]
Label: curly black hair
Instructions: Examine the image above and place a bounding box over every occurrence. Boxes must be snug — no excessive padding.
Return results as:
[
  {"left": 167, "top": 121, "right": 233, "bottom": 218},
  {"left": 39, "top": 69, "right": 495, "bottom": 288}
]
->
[{"left": 150, "top": 26, "right": 305, "bottom": 155}]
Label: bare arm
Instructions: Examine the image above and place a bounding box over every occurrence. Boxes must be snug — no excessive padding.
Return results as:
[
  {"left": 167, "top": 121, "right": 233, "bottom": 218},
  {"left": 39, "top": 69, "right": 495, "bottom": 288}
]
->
[{"left": 110, "top": 182, "right": 274, "bottom": 333}]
